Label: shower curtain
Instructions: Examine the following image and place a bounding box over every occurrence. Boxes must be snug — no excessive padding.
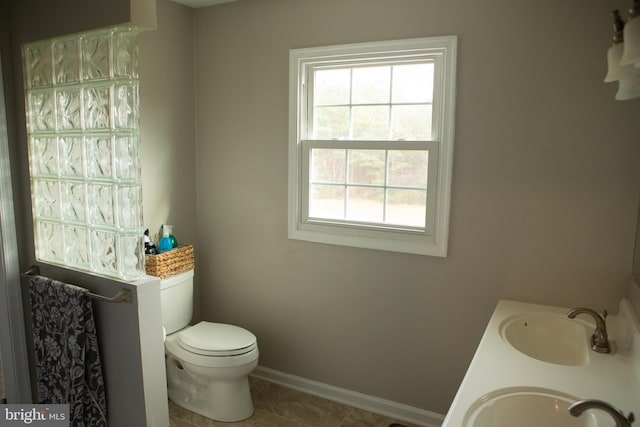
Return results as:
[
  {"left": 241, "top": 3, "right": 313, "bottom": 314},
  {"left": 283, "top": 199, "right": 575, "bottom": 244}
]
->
[{"left": 29, "top": 275, "right": 107, "bottom": 427}]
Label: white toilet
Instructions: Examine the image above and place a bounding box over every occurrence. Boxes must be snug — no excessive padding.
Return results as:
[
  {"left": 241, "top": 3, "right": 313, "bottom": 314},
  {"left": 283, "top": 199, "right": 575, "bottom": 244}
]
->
[{"left": 160, "top": 269, "right": 259, "bottom": 422}]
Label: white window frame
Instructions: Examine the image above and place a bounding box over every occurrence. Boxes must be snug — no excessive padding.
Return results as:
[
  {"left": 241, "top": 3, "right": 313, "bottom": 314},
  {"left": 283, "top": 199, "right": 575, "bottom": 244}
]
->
[{"left": 288, "top": 36, "right": 457, "bottom": 257}]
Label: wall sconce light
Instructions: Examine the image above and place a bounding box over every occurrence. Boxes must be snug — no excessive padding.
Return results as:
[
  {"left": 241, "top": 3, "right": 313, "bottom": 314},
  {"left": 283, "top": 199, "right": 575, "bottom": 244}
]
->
[
  {"left": 606, "top": 2, "right": 640, "bottom": 100},
  {"left": 622, "top": 0, "right": 640, "bottom": 66}
]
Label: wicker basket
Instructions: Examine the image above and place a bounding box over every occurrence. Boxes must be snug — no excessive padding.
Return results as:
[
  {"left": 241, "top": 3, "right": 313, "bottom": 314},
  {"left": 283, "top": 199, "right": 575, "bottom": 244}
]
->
[{"left": 145, "top": 245, "right": 194, "bottom": 279}]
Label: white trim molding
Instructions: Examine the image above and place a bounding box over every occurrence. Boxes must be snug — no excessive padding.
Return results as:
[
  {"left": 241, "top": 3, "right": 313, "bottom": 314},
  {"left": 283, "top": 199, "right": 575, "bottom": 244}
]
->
[
  {"left": 252, "top": 366, "right": 444, "bottom": 427},
  {"left": 0, "top": 52, "right": 32, "bottom": 403}
]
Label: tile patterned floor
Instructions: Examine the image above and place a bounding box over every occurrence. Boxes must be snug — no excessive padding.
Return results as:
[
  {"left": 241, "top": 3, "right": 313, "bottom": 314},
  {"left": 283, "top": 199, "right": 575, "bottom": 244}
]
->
[
  {"left": 169, "top": 377, "right": 420, "bottom": 427},
  {"left": 0, "top": 365, "right": 417, "bottom": 426}
]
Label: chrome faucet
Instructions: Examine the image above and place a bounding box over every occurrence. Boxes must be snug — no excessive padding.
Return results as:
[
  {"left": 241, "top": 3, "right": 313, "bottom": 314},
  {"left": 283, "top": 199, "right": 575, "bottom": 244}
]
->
[
  {"left": 569, "top": 400, "right": 635, "bottom": 427},
  {"left": 567, "top": 307, "right": 610, "bottom": 353}
]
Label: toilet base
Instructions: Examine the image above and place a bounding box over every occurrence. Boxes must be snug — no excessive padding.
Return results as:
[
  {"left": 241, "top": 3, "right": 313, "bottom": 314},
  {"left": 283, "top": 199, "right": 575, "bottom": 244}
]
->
[
  {"left": 166, "top": 356, "right": 257, "bottom": 422},
  {"left": 168, "top": 376, "right": 254, "bottom": 422}
]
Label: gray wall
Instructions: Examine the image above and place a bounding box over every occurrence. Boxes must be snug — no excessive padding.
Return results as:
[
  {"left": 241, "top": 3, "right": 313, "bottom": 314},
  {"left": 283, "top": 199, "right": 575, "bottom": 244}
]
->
[
  {"left": 633, "top": 199, "right": 640, "bottom": 280},
  {"left": 9, "top": 0, "right": 130, "bottom": 43},
  {"left": 139, "top": 0, "right": 197, "bottom": 253},
  {"left": 191, "top": 0, "right": 640, "bottom": 414}
]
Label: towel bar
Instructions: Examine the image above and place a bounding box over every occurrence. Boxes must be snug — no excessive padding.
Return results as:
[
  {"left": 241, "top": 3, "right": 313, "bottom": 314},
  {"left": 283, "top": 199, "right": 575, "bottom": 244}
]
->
[{"left": 23, "top": 265, "right": 132, "bottom": 304}]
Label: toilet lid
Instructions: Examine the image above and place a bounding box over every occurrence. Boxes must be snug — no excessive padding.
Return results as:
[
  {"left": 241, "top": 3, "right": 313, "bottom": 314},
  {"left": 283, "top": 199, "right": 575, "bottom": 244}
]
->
[{"left": 177, "top": 321, "right": 257, "bottom": 356}]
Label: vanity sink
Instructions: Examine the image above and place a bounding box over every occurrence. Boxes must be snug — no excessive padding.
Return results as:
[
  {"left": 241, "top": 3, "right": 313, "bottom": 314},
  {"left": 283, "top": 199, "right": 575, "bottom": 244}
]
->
[
  {"left": 442, "top": 299, "right": 639, "bottom": 427},
  {"left": 463, "top": 387, "right": 611, "bottom": 427},
  {"left": 500, "top": 313, "right": 590, "bottom": 366}
]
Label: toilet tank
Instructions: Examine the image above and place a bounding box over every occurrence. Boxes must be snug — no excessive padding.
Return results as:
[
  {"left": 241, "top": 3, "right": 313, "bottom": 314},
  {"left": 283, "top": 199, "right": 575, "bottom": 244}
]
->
[{"left": 159, "top": 269, "right": 194, "bottom": 334}]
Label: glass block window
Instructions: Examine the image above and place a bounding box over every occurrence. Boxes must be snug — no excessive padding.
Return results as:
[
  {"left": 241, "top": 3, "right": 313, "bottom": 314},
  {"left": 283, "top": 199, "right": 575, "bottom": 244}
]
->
[{"left": 23, "top": 26, "right": 145, "bottom": 281}]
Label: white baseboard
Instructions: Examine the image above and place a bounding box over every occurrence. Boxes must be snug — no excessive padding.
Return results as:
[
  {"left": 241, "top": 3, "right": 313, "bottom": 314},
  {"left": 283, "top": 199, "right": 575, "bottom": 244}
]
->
[{"left": 251, "top": 366, "right": 444, "bottom": 427}]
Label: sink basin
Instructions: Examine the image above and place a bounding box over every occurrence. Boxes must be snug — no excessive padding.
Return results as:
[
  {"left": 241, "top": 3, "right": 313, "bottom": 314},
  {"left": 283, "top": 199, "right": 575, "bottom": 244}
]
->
[
  {"left": 500, "top": 313, "right": 590, "bottom": 366},
  {"left": 463, "top": 387, "right": 612, "bottom": 427}
]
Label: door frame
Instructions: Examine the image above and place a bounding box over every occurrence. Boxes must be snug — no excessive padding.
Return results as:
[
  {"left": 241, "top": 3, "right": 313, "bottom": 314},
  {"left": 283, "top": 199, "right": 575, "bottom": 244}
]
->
[{"left": 0, "top": 49, "right": 32, "bottom": 403}]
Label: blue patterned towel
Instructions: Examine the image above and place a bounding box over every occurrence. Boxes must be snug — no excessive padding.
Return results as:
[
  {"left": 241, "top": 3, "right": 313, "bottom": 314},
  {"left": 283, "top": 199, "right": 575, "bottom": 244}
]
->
[{"left": 29, "top": 275, "right": 107, "bottom": 427}]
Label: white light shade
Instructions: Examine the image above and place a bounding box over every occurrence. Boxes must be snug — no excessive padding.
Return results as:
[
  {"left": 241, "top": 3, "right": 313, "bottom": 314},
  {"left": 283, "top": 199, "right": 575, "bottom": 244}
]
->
[
  {"left": 621, "top": 16, "right": 640, "bottom": 65},
  {"left": 605, "top": 43, "right": 640, "bottom": 82},
  {"left": 615, "top": 74, "right": 640, "bottom": 100}
]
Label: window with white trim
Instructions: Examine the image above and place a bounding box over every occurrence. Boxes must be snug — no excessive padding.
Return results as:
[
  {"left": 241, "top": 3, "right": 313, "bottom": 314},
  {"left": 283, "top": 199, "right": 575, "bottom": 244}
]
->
[{"left": 288, "top": 36, "right": 457, "bottom": 256}]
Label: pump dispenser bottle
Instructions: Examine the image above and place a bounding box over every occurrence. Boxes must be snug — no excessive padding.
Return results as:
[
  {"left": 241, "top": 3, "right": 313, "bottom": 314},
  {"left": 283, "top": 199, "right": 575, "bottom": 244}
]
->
[
  {"left": 158, "top": 224, "right": 173, "bottom": 253},
  {"left": 167, "top": 225, "right": 178, "bottom": 249}
]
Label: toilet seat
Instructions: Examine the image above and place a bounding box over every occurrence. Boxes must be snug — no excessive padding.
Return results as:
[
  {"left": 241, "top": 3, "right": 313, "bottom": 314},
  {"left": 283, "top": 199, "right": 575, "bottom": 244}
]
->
[{"left": 177, "top": 321, "right": 257, "bottom": 357}]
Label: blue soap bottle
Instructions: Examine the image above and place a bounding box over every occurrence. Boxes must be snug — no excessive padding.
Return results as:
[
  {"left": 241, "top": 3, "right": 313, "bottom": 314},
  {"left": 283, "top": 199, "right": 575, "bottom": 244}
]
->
[
  {"left": 167, "top": 225, "right": 178, "bottom": 249},
  {"left": 158, "top": 224, "right": 173, "bottom": 253}
]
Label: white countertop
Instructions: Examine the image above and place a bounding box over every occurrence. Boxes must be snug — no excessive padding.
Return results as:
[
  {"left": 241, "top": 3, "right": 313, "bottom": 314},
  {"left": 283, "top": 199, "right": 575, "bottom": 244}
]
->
[{"left": 442, "top": 299, "right": 640, "bottom": 426}]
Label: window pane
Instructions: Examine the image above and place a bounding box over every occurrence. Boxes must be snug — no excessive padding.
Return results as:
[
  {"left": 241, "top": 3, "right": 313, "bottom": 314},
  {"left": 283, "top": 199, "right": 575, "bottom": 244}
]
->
[
  {"left": 386, "top": 189, "right": 426, "bottom": 227},
  {"left": 387, "top": 150, "right": 428, "bottom": 188},
  {"left": 314, "top": 68, "right": 351, "bottom": 106},
  {"left": 352, "top": 66, "right": 390, "bottom": 104},
  {"left": 314, "top": 106, "right": 349, "bottom": 139},
  {"left": 392, "top": 63, "right": 434, "bottom": 103},
  {"left": 291, "top": 36, "right": 457, "bottom": 255},
  {"left": 352, "top": 105, "right": 389, "bottom": 140},
  {"left": 31, "top": 137, "right": 58, "bottom": 176},
  {"left": 391, "top": 104, "right": 432, "bottom": 140},
  {"left": 348, "top": 150, "right": 385, "bottom": 185},
  {"left": 346, "top": 187, "right": 383, "bottom": 223},
  {"left": 309, "top": 184, "right": 345, "bottom": 219},
  {"left": 311, "top": 149, "right": 345, "bottom": 183},
  {"left": 34, "top": 179, "right": 60, "bottom": 220}
]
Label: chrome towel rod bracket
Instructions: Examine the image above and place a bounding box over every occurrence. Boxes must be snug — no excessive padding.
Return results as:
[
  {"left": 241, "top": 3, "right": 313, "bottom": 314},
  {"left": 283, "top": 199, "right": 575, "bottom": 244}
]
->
[{"left": 23, "top": 265, "right": 132, "bottom": 304}]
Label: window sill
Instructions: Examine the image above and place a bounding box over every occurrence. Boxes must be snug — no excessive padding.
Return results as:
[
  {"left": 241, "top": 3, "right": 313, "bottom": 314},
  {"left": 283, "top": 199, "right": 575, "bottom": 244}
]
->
[{"left": 288, "top": 221, "right": 448, "bottom": 257}]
